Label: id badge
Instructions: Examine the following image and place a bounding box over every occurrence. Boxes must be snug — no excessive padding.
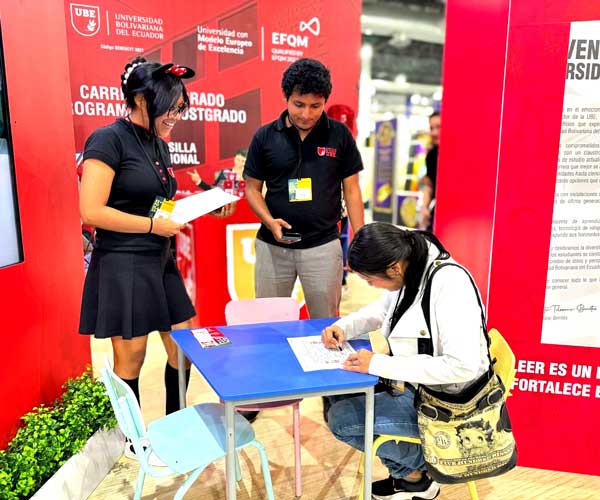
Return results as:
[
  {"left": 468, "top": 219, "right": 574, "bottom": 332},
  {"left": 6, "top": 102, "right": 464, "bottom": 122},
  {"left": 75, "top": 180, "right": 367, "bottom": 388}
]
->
[
  {"left": 288, "top": 178, "right": 312, "bottom": 202},
  {"left": 149, "top": 196, "right": 175, "bottom": 219}
]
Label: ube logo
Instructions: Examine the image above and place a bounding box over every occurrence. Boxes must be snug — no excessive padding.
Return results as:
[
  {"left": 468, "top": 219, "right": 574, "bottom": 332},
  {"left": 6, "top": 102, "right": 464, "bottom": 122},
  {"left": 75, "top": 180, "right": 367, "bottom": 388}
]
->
[
  {"left": 317, "top": 147, "right": 337, "bottom": 158},
  {"left": 70, "top": 3, "right": 101, "bottom": 37}
]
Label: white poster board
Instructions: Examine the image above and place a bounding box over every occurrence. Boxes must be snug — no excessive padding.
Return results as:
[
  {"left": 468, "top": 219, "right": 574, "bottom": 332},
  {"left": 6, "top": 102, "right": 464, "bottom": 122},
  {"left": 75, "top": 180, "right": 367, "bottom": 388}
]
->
[{"left": 541, "top": 21, "right": 600, "bottom": 347}]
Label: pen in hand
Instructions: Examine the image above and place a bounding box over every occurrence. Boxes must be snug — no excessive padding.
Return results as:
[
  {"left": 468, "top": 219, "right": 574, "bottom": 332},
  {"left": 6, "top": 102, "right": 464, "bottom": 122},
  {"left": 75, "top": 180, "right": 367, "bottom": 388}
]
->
[
  {"left": 322, "top": 325, "right": 345, "bottom": 351},
  {"left": 333, "top": 332, "right": 343, "bottom": 351}
]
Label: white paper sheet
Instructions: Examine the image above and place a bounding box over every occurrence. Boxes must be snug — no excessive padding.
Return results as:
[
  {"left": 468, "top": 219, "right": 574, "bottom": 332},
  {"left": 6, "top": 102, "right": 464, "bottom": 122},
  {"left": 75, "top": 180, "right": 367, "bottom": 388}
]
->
[
  {"left": 287, "top": 336, "right": 356, "bottom": 371},
  {"left": 171, "top": 188, "right": 240, "bottom": 224}
]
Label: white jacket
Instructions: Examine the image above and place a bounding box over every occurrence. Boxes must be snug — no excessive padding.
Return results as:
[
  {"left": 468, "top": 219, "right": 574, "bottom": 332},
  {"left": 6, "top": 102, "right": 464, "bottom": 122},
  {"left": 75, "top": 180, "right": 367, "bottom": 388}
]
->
[{"left": 334, "top": 244, "right": 489, "bottom": 393}]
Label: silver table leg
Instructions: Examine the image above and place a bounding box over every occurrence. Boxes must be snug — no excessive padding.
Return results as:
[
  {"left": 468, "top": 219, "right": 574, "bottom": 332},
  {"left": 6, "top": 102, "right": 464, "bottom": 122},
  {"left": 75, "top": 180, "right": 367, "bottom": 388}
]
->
[
  {"left": 363, "top": 386, "right": 375, "bottom": 500},
  {"left": 225, "top": 401, "right": 236, "bottom": 499},
  {"left": 177, "top": 345, "right": 186, "bottom": 410}
]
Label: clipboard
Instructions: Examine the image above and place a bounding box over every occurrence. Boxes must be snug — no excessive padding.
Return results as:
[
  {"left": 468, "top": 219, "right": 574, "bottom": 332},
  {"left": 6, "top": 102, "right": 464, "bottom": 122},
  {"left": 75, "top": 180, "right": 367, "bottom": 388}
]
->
[{"left": 149, "top": 188, "right": 239, "bottom": 224}]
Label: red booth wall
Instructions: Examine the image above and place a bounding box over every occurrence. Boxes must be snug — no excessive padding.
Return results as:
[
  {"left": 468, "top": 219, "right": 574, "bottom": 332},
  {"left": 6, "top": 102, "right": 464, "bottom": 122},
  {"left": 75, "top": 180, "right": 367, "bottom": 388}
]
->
[
  {"left": 438, "top": 0, "right": 600, "bottom": 474},
  {"left": 0, "top": 2, "right": 89, "bottom": 447},
  {"left": 64, "top": 0, "right": 362, "bottom": 327}
]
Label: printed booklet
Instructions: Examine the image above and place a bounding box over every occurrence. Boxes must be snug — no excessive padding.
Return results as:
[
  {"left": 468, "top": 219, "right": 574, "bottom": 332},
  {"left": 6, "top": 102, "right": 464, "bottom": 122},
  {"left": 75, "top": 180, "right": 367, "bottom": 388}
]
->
[{"left": 191, "top": 327, "right": 232, "bottom": 348}]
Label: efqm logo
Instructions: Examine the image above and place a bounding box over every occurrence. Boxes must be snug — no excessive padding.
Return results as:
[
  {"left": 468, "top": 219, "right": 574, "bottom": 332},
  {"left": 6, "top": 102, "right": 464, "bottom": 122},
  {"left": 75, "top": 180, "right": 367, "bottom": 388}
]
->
[
  {"left": 299, "top": 17, "right": 320, "bottom": 36},
  {"left": 273, "top": 16, "right": 321, "bottom": 49},
  {"left": 70, "top": 3, "right": 101, "bottom": 37}
]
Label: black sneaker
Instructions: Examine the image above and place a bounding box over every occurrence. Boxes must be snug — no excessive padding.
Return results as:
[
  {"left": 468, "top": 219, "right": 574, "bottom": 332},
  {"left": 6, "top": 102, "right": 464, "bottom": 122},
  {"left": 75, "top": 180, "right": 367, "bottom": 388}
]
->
[
  {"left": 371, "top": 474, "right": 440, "bottom": 500},
  {"left": 238, "top": 410, "right": 259, "bottom": 423}
]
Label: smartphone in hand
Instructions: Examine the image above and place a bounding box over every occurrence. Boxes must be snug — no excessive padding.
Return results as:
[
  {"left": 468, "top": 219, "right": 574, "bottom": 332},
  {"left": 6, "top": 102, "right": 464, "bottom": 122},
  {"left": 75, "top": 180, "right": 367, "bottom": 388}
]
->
[{"left": 281, "top": 230, "right": 302, "bottom": 242}]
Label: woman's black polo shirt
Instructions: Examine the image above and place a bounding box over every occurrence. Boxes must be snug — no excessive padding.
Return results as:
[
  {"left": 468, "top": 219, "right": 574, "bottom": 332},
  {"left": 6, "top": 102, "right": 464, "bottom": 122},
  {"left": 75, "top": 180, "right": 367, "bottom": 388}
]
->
[
  {"left": 244, "top": 111, "right": 363, "bottom": 249},
  {"left": 83, "top": 118, "right": 176, "bottom": 251}
]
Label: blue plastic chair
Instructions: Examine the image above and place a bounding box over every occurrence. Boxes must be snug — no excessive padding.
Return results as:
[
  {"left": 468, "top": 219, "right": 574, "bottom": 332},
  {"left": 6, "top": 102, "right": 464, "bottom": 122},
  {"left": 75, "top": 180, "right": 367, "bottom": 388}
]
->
[{"left": 100, "top": 359, "right": 275, "bottom": 500}]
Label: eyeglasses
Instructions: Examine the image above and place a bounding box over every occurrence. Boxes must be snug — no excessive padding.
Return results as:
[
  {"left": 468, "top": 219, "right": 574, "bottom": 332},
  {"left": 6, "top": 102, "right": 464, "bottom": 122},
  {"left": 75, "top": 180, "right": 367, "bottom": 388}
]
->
[{"left": 167, "top": 103, "right": 188, "bottom": 118}]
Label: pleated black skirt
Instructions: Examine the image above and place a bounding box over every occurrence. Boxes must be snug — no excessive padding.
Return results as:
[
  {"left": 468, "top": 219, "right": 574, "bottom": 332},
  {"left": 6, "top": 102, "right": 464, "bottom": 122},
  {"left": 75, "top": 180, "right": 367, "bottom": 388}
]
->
[{"left": 79, "top": 243, "right": 196, "bottom": 339}]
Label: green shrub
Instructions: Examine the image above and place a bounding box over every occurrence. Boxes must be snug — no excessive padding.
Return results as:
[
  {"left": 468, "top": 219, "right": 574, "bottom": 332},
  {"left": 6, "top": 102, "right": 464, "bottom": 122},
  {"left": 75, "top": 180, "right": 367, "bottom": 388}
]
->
[{"left": 0, "top": 369, "right": 116, "bottom": 500}]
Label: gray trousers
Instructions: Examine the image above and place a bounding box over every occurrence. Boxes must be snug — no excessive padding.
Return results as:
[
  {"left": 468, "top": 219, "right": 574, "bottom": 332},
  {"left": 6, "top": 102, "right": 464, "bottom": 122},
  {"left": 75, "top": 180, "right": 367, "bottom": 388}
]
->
[{"left": 254, "top": 238, "right": 343, "bottom": 318}]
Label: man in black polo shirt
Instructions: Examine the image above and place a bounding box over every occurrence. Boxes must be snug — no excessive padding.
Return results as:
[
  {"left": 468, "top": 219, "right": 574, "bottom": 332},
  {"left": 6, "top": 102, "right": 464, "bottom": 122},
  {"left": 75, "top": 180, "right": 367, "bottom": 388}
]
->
[{"left": 244, "top": 58, "right": 364, "bottom": 319}]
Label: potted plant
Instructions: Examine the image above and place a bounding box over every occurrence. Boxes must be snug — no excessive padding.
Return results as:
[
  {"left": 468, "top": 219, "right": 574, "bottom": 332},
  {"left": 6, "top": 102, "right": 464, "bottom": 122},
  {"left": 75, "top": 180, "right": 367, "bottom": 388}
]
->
[{"left": 0, "top": 369, "right": 120, "bottom": 500}]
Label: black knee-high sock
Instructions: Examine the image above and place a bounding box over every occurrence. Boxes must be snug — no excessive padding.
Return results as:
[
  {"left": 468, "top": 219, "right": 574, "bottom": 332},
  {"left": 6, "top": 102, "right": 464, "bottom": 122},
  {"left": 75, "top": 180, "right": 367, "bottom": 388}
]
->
[
  {"left": 165, "top": 362, "right": 190, "bottom": 415},
  {"left": 122, "top": 377, "right": 141, "bottom": 407}
]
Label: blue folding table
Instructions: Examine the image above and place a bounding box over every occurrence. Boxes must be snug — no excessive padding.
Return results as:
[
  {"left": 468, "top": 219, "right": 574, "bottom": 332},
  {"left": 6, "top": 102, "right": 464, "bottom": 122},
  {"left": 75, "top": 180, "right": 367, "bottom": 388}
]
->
[{"left": 171, "top": 317, "right": 378, "bottom": 500}]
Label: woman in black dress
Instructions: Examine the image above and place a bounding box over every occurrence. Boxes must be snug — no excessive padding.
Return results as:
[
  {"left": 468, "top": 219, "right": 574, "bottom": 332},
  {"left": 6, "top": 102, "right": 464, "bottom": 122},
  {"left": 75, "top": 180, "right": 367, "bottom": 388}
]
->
[{"left": 79, "top": 57, "right": 202, "bottom": 430}]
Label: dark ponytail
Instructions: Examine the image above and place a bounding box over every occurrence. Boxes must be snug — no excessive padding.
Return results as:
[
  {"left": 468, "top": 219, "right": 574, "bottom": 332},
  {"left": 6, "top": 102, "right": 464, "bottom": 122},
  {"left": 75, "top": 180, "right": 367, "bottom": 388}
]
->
[{"left": 348, "top": 223, "right": 449, "bottom": 325}]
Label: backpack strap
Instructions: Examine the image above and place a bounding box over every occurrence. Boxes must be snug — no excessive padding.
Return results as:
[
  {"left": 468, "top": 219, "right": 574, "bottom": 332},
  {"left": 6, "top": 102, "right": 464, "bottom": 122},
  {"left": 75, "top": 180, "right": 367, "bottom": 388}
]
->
[{"left": 419, "top": 262, "right": 493, "bottom": 369}]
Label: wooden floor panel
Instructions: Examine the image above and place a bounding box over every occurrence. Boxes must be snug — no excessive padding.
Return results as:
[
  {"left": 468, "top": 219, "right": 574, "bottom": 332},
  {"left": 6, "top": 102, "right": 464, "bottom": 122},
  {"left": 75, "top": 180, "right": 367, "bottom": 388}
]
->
[{"left": 89, "top": 274, "right": 597, "bottom": 499}]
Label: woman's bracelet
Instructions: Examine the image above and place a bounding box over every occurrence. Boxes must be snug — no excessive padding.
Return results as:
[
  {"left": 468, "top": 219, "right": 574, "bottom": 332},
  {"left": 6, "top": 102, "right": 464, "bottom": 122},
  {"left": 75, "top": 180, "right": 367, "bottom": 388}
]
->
[{"left": 148, "top": 217, "right": 154, "bottom": 234}]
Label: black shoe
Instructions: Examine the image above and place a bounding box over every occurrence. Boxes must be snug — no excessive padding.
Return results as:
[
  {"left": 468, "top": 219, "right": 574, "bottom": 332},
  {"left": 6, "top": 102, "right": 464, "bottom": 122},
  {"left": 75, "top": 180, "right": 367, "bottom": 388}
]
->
[
  {"left": 322, "top": 396, "right": 331, "bottom": 423},
  {"left": 238, "top": 410, "right": 259, "bottom": 423},
  {"left": 371, "top": 474, "right": 440, "bottom": 500}
]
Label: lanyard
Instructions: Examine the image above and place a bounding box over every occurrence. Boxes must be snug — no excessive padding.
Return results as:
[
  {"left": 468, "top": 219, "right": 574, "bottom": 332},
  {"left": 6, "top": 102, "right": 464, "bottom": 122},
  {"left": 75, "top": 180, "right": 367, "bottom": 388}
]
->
[{"left": 128, "top": 118, "right": 173, "bottom": 197}]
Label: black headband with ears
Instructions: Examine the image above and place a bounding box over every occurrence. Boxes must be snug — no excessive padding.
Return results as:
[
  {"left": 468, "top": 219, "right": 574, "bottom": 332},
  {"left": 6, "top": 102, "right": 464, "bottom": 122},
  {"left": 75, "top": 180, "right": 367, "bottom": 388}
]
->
[{"left": 152, "top": 63, "right": 195, "bottom": 80}]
